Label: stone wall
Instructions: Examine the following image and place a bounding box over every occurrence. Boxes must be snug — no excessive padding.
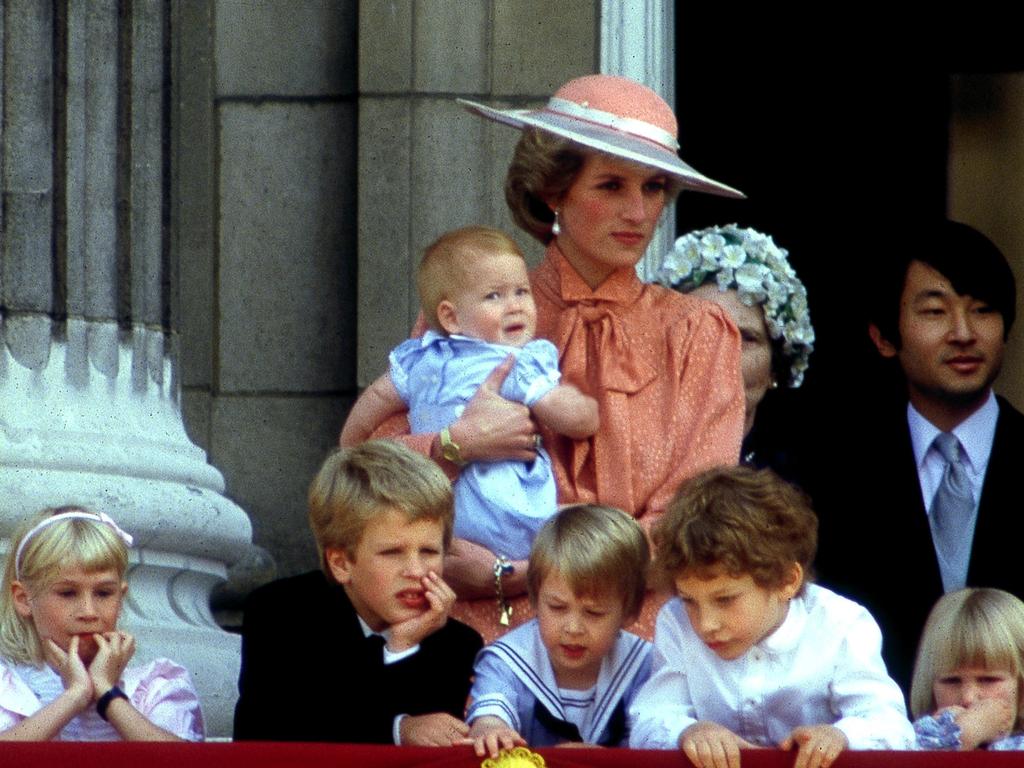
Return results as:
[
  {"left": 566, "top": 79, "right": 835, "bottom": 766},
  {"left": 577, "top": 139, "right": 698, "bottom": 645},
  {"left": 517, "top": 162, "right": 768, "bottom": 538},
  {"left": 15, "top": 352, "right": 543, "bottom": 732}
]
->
[
  {"left": 173, "top": 0, "right": 360, "bottom": 586},
  {"left": 356, "top": 0, "right": 600, "bottom": 385}
]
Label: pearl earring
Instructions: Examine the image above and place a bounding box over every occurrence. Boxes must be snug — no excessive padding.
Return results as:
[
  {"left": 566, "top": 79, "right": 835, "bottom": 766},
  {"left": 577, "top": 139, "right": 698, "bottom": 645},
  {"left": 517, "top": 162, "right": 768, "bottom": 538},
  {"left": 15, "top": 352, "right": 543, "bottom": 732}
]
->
[{"left": 551, "top": 210, "right": 561, "bottom": 237}]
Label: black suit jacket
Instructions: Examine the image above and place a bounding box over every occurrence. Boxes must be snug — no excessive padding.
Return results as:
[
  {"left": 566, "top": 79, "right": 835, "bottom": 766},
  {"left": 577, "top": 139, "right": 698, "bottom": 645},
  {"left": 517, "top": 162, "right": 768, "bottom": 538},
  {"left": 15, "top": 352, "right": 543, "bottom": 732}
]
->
[
  {"left": 233, "top": 570, "right": 482, "bottom": 743},
  {"left": 815, "top": 395, "right": 1024, "bottom": 694}
]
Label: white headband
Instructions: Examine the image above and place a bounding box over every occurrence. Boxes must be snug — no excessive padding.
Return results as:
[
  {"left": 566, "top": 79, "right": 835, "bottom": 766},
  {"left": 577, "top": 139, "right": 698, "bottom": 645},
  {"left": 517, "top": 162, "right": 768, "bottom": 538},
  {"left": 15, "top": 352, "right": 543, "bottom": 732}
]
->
[{"left": 14, "top": 511, "right": 134, "bottom": 582}]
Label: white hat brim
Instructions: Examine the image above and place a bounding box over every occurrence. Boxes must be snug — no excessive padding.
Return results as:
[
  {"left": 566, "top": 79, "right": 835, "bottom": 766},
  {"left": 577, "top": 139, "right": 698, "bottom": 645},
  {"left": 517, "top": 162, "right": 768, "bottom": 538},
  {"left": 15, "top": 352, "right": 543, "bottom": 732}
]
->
[{"left": 458, "top": 98, "right": 745, "bottom": 200}]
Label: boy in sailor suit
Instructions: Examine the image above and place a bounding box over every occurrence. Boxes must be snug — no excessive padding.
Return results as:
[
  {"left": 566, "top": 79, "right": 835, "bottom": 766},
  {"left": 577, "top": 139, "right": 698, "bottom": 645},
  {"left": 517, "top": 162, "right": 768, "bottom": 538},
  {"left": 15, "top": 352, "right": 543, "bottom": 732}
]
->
[{"left": 466, "top": 505, "right": 651, "bottom": 756}]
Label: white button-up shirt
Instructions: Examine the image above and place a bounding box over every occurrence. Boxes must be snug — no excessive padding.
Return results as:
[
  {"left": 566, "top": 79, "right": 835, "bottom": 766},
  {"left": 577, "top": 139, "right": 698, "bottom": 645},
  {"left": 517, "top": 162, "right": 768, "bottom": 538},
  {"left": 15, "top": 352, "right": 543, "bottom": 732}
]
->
[{"left": 628, "top": 584, "right": 914, "bottom": 750}]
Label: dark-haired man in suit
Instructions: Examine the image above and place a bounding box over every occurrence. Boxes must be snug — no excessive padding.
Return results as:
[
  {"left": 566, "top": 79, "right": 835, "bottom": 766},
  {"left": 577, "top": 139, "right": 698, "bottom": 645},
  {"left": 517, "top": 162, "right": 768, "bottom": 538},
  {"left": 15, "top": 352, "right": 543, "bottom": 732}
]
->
[{"left": 815, "top": 220, "right": 1024, "bottom": 693}]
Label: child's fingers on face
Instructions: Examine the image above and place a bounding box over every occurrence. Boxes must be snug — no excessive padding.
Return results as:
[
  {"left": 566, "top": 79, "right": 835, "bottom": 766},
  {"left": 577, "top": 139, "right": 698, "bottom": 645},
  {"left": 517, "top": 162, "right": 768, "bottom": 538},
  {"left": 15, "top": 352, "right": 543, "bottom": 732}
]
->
[
  {"left": 44, "top": 637, "right": 65, "bottom": 658},
  {"left": 423, "top": 572, "right": 456, "bottom": 604},
  {"left": 114, "top": 631, "right": 135, "bottom": 657},
  {"left": 420, "top": 589, "right": 445, "bottom": 619}
]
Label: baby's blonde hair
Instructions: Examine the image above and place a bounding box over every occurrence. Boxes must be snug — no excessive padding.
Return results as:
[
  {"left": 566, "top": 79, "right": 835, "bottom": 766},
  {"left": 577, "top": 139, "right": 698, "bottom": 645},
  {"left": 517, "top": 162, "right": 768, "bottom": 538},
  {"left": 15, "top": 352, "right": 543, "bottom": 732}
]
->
[
  {"left": 910, "top": 588, "right": 1024, "bottom": 729},
  {"left": 416, "top": 226, "right": 525, "bottom": 332},
  {"left": 527, "top": 504, "right": 649, "bottom": 620},
  {"left": 0, "top": 506, "right": 130, "bottom": 665}
]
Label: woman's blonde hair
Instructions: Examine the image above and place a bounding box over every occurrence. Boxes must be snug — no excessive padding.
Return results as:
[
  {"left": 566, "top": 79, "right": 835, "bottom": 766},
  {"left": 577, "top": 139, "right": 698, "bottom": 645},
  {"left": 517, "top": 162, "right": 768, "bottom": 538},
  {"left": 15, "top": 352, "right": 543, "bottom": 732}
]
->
[
  {"left": 504, "top": 128, "right": 684, "bottom": 244},
  {"left": 0, "top": 506, "right": 130, "bottom": 665},
  {"left": 910, "top": 588, "right": 1024, "bottom": 729}
]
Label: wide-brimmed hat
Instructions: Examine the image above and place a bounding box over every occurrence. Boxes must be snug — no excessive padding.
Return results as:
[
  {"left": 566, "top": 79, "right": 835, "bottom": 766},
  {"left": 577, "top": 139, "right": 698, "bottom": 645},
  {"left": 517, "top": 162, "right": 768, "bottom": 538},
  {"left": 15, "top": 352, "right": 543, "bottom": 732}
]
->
[{"left": 458, "top": 74, "right": 744, "bottom": 199}]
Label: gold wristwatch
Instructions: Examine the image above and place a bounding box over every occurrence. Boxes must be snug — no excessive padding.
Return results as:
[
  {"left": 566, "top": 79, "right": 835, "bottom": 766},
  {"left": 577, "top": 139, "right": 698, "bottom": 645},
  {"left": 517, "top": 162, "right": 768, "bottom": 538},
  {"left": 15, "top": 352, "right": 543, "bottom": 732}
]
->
[{"left": 439, "top": 426, "right": 466, "bottom": 467}]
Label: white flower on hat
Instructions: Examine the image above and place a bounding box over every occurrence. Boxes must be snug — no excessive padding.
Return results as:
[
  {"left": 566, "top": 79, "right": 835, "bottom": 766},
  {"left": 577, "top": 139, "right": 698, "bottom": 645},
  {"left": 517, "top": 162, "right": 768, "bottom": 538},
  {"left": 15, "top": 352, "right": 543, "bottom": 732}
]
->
[
  {"left": 721, "top": 244, "right": 747, "bottom": 269},
  {"left": 735, "top": 262, "right": 769, "bottom": 295},
  {"left": 715, "top": 268, "right": 735, "bottom": 290},
  {"left": 699, "top": 233, "right": 727, "bottom": 270},
  {"left": 652, "top": 223, "right": 815, "bottom": 388}
]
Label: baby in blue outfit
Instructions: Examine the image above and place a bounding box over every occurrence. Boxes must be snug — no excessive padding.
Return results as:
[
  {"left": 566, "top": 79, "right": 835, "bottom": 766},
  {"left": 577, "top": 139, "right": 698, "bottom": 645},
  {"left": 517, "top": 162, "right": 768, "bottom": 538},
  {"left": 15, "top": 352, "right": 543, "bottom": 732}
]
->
[{"left": 342, "top": 226, "right": 598, "bottom": 562}]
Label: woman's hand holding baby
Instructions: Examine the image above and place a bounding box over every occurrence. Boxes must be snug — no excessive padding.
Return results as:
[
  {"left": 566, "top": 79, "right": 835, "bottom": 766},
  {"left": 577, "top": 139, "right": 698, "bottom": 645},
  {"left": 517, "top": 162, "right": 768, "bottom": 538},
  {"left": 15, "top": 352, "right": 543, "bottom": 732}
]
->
[
  {"left": 450, "top": 356, "right": 537, "bottom": 464},
  {"left": 680, "top": 721, "right": 756, "bottom": 768},
  {"left": 388, "top": 571, "right": 456, "bottom": 652},
  {"left": 781, "top": 724, "right": 847, "bottom": 768}
]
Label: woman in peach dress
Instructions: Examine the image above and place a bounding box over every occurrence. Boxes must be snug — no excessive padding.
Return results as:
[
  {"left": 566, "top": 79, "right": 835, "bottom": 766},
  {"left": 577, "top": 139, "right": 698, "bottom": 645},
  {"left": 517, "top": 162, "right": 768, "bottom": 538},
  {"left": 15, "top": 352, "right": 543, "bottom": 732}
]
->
[{"left": 352, "top": 75, "right": 746, "bottom": 642}]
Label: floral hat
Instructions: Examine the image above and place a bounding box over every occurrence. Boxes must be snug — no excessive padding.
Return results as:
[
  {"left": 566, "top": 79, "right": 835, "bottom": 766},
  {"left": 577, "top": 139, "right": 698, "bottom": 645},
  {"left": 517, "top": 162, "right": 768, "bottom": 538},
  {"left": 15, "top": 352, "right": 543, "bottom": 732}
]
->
[
  {"left": 458, "top": 74, "right": 744, "bottom": 199},
  {"left": 655, "top": 224, "right": 815, "bottom": 387}
]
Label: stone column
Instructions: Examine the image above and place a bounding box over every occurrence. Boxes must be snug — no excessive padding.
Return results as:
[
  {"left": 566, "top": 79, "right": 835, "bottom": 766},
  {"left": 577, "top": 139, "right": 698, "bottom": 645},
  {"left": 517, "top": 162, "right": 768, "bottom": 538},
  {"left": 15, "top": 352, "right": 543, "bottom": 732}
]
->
[
  {"left": 601, "top": 0, "right": 676, "bottom": 279},
  {"left": 1, "top": 0, "right": 250, "bottom": 736}
]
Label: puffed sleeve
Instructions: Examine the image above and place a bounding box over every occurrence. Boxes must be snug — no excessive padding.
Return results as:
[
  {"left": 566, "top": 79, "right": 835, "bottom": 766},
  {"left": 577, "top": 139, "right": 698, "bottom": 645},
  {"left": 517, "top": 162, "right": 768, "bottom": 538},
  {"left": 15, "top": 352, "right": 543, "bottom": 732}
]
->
[
  {"left": 829, "top": 609, "right": 915, "bottom": 749},
  {"left": 0, "top": 660, "right": 38, "bottom": 733},
  {"left": 466, "top": 651, "right": 523, "bottom": 732},
  {"left": 642, "top": 302, "right": 743, "bottom": 525},
  {"left": 126, "top": 659, "right": 205, "bottom": 742},
  {"left": 502, "top": 340, "right": 561, "bottom": 406},
  {"left": 388, "top": 336, "right": 426, "bottom": 404},
  {"left": 366, "top": 318, "right": 437, "bottom": 469},
  {"left": 628, "top": 601, "right": 699, "bottom": 749}
]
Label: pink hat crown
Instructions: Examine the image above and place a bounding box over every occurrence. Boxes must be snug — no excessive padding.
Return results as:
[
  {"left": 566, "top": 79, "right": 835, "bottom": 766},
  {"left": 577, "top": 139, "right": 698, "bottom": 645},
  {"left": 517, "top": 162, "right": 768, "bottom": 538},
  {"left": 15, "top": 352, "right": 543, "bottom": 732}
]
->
[{"left": 549, "top": 74, "right": 679, "bottom": 149}]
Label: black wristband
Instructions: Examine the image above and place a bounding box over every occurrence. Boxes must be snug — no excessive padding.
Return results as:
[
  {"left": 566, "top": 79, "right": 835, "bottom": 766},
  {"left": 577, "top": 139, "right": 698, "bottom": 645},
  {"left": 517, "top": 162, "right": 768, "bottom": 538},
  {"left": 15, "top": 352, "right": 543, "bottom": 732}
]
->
[{"left": 96, "top": 685, "right": 128, "bottom": 721}]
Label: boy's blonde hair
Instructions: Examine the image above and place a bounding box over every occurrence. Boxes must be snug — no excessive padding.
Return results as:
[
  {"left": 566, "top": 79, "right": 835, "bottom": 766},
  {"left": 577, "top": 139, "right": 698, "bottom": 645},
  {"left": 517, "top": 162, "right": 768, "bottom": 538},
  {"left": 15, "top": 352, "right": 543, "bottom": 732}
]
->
[
  {"left": 308, "top": 441, "right": 454, "bottom": 574},
  {"left": 654, "top": 466, "right": 816, "bottom": 592},
  {"left": 0, "top": 506, "right": 130, "bottom": 665},
  {"left": 417, "top": 226, "right": 525, "bottom": 331},
  {"left": 910, "top": 588, "right": 1024, "bottom": 729},
  {"left": 527, "top": 504, "right": 649, "bottom": 619}
]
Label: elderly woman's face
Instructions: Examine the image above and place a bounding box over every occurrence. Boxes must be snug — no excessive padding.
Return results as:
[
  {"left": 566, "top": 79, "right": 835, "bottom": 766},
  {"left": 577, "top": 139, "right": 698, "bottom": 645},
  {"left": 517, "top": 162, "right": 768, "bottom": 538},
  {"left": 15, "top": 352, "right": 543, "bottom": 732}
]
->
[
  {"left": 691, "top": 285, "right": 772, "bottom": 437},
  {"left": 552, "top": 153, "right": 667, "bottom": 289}
]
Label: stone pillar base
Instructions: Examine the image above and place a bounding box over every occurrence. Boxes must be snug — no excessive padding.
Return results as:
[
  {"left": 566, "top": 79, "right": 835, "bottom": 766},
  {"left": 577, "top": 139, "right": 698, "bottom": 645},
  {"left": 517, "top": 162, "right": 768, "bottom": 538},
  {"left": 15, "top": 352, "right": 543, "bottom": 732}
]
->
[{"left": 1, "top": 316, "right": 252, "bottom": 736}]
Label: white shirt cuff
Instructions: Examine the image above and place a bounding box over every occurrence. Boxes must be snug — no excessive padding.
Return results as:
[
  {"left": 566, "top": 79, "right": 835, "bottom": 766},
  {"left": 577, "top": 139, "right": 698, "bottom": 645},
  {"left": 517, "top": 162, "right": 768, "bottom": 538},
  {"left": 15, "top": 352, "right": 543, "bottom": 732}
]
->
[{"left": 393, "top": 714, "right": 406, "bottom": 745}]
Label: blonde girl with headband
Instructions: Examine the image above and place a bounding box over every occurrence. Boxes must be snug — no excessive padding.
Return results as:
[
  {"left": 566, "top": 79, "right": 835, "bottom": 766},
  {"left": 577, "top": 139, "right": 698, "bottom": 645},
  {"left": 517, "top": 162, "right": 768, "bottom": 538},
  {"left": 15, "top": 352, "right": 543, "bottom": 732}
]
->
[
  {"left": 0, "top": 507, "right": 204, "bottom": 741},
  {"left": 911, "top": 588, "right": 1024, "bottom": 750}
]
